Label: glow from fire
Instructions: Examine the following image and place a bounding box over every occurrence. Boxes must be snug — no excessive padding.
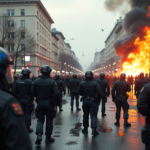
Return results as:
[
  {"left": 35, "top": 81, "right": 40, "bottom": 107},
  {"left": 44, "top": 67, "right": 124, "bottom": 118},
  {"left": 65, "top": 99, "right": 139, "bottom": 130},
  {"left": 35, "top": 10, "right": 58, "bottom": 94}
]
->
[
  {"left": 147, "top": 6, "right": 150, "bottom": 17},
  {"left": 122, "top": 27, "right": 150, "bottom": 77}
]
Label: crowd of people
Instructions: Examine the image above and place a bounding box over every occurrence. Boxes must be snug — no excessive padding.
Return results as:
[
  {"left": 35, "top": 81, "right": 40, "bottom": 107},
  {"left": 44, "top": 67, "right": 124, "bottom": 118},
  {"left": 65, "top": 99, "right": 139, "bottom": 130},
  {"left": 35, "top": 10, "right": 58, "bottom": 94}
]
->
[{"left": 0, "top": 46, "right": 150, "bottom": 150}]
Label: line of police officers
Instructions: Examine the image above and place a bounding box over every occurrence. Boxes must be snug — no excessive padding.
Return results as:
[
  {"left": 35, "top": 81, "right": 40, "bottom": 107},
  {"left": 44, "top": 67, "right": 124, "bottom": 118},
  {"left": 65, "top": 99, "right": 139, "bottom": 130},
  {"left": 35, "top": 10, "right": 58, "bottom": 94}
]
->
[{"left": 0, "top": 46, "right": 150, "bottom": 150}]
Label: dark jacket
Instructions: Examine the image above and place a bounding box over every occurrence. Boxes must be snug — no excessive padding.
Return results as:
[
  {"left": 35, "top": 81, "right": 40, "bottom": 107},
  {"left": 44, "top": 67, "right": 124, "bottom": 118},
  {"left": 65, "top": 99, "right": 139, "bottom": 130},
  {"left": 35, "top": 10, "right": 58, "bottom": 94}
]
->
[
  {"left": 55, "top": 79, "right": 65, "bottom": 94},
  {"left": 0, "top": 84, "right": 32, "bottom": 150},
  {"left": 69, "top": 78, "right": 80, "bottom": 91},
  {"left": 31, "top": 74, "right": 59, "bottom": 100},
  {"left": 66, "top": 78, "right": 70, "bottom": 87},
  {"left": 78, "top": 78, "right": 102, "bottom": 97},
  {"left": 13, "top": 76, "right": 33, "bottom": 100},
  {"left": 135, "top": 77, "right": 148, "bottom": 94},
  {"left": 96, "top": 78, "right": 110, "bottom": 96},
  {"left": 137, "top": 83, "right": 150, "bottom": 123},
  {"left": 111, "top": 79, "right": 131, "bottom": 98}
]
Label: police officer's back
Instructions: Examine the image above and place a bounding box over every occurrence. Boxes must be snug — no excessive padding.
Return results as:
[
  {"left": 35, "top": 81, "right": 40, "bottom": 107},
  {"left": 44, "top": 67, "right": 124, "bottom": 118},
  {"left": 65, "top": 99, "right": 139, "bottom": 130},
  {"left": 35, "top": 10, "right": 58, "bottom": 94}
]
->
[
  {"left": 69, "top": 74, "right": 81, "bottom": 111},
  {"left": 111, "top": 73, "right": 131, "bottom": 127},
  {"left": 0, "top": 47, "right": 32, "bottom": 150},
  {"left": 96, "top": 73, "right": 110, "bottom": 117},
  {"left": 137, "top": 83, "right": 150, "bottom": 150},
  {"left": 135, "top": 72, "right": 148, "bottom": 99},
  {"left": 79, "top": 71, "right": 101, "bottom": 136},
  {"left": 13, "top": 69, "right": 34, "bottom": 133},
  {"left": 32, "top": 65, "right": 59, "bottom": 145},
  {"left": 55, "top": 74, "right": 65, "bottom": 111}
]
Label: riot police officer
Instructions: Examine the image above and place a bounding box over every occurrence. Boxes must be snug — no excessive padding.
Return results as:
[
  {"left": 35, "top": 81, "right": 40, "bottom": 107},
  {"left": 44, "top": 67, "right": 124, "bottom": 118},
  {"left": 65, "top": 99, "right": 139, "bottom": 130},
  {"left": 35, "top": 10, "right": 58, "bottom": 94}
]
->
[
  {"left": 13, "top": 68, "right": 34, "bottom": 133},
  {"left": 111, "top": 73, "right": 131, "bottom": 127},
  {"left": 137, "top": 83, "right": 150, "bottom": 150},
  {"left": 69, "top": 73, "right": 81, "bottom": 111},
  {"left": 55, "top": 74, "right": 66, "bottom": 112},
  {"left": 96, "top": 73, "right": 110, "bottom": 117},
  {"left": 32, "top": 65, "right": 59, "bottom": 145},
  {"left": 78, "top": 71, "right": 101, "bottom": 136},
  {"left": 135, "top": 72, "right": 148, "bottom": 99},
  {"left": 0, "top": 47, "right": 32, "bottom": 150}
]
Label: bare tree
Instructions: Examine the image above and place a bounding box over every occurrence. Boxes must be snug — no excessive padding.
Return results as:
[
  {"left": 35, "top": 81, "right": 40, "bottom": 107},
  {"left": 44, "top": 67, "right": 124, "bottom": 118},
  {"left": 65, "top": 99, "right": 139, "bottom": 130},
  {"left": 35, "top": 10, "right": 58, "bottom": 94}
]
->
[
  {"left": 9, "top": 28, "right": 35, "bottom": 74},
  {"left": 0, "top": 13, "right": 16, "bottom": 47}
]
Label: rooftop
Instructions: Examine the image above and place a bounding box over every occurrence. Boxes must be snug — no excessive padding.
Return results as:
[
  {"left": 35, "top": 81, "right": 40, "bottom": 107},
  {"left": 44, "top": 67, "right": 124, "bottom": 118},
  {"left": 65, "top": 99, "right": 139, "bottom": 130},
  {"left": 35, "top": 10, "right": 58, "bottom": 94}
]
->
[
  {"left": 52, "top": 28, "right": 65, "bottom": 40},
  {"left": 0, "top": 0, "right": 54, "bottom": 24}
]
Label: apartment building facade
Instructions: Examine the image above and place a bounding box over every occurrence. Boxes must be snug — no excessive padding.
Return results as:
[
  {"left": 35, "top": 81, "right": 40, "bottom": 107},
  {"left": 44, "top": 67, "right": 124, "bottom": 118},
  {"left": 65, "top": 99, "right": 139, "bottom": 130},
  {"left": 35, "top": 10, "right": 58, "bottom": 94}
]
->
[{"left": 0, "top": 0, "right": 54, "bottom": 76}]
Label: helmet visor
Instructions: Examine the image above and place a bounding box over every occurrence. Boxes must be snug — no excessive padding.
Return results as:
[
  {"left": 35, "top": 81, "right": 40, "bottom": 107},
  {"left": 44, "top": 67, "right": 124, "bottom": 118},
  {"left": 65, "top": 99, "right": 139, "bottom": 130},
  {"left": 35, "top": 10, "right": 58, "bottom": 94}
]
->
[{"left": 5, "top": 65, "right": 14, "bottom": 84}]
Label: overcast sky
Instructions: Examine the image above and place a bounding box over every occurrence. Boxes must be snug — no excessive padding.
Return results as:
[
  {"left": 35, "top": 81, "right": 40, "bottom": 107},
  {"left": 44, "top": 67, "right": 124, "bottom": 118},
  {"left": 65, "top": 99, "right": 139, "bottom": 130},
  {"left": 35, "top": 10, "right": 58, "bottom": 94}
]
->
[{"left": 42, "top": 0, "right": 127, "bottom": 72}]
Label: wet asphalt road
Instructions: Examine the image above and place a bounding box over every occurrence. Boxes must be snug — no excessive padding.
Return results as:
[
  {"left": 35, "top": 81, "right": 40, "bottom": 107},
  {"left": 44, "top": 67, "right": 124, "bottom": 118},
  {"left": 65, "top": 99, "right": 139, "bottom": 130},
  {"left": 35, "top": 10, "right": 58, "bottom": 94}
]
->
[{"left": 30, "top": 90, "right": 145, "bottom": 150}]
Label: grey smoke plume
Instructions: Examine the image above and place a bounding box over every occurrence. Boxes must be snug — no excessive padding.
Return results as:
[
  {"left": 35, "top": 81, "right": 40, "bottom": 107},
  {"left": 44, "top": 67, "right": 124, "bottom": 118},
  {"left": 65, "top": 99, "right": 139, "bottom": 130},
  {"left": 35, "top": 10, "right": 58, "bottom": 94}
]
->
[{"left": 104, "top": 0, "right": 130, "bottom": 14}]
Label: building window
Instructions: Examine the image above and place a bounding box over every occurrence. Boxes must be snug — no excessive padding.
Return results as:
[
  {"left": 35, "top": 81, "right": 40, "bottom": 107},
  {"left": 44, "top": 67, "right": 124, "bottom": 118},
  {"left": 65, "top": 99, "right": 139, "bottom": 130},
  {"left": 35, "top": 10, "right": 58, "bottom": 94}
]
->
[
  {"left": 21, "top": 57, "right": 25, "bottom": 64},
  {"left": 8, "top": 32, "right": 14, "bottom": 39},
  {"left": 7, "top": 10, "right": 14, "bottom": 16},
  {"left": 37, "top": 33, "right": 39, "bottom": 41},
  {"left": 21, "top": 9, "right": 25, "bottom": 16},
  {"left": 21, "top": 44, "right": 25, "bottom": 51},
  {"left": 8, "top": 21, "right": 14, "bottom": 27},
  {"left": 21, "top": 20, "right": 25, "bottom": 28},
  {"left": 21, "top": 32, "right": 25, "bottom": 38},
  {"left": 8, "top": 44, "right": 14, "bottom": 52},
  {"left": 37, "top": 22, "right": 38, "bottom": 29}
]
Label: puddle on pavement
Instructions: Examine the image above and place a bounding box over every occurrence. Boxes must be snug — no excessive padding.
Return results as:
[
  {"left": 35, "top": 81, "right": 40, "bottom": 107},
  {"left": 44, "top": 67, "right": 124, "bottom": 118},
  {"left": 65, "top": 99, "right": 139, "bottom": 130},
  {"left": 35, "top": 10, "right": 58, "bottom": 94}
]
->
[
  {"left": 62, "top": 100, "right": 68, "bottom": 105},
  {"left": 98, "top": 126, "right": 113, "bottom": 133},
  {"left": 118, "top": 131, "right": 125, "bottom": 136},
  {"left": 66, "top": 141, "right": 78, "bottom": 145},
  {"left": 70, "top": 123, "right": 82, "bottom": 136}
]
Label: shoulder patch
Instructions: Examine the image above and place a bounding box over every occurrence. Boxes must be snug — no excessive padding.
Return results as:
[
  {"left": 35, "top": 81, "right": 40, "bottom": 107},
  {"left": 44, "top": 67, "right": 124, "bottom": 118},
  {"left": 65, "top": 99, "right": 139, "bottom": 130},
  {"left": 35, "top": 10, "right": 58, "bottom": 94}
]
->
[
  {"left": 9, "top": 103, "right": 24, "bottom": 116},
  {"left": 140, "top": 87, "right": 144, "bottom": 93}
]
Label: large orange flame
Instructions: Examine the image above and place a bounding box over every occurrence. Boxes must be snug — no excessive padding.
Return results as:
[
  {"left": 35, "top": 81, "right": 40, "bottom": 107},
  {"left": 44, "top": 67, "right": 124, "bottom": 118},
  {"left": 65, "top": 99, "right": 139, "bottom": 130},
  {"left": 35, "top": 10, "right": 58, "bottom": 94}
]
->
[{"left": 122, "top": 27, "right": 150, "bottom": 77}]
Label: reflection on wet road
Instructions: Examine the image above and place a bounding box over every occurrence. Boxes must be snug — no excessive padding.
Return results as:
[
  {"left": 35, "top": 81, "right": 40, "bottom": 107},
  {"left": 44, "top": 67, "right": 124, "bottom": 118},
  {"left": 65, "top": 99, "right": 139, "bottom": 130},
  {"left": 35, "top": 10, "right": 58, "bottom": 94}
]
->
[{"left": 30, "top": 92, "right": 145, "bottom": 150}]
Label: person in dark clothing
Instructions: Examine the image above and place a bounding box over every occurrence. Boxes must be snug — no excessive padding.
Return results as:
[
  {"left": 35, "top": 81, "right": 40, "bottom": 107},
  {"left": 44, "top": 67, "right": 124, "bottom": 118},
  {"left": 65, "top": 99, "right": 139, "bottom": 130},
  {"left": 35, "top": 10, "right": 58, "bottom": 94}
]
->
[
  {"left": 135, "top": 72, "right": 148, "bottom": 99},
  {"left": 32, "top": 75, "right": 35, "bottom": 82},
  {"left": 32, "top": 65, "right": 59, "bottom": 145},
  {"left": 13, "top": 68, "right": 34, "bottom": 133},
  {"left": 55, "top": 74, "right": 66, "bottom": 112},
  {"left": 96, "top": 73, "right": 110, "bottom": 117},
  {"left": 137, "top": 83, "right": 150, "bottom": 150},
  {"left": 69, "top": 73, "right": 81, "bottom": 111},
  {"left": 0, "top": 47, "right": 32, "bottom": 150},
  {"left": 79, "top": 71, "right": 102, "bottom": 136},
  {"left": 111, "top": 73, "right": 131, "bottom": 127},
  {"left": 66, "top": 76, "right": 70, "bottom": 94}
]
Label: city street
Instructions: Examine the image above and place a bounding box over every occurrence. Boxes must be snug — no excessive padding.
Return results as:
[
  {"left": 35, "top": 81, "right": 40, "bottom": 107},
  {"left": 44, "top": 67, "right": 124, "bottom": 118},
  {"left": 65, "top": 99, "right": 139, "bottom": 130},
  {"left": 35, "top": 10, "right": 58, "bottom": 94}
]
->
[{"left": 30, "top": 91, "right": 145, "bottom": 150}]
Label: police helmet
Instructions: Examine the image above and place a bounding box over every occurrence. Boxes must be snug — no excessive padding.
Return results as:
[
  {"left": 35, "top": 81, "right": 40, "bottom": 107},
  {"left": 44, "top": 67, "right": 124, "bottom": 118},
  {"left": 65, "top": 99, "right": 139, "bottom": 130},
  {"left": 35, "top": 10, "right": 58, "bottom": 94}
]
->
[
  {"left": 40, "top": 65, "right": 52, "bottom": 74},
  {"left": 120, "top": 73, "right": 126, "bottom": 79},
  {"left": 0, "top": 47, "right": 14, "bottom": 84},
  {"left": 21, "top": 68, "right": 31, "bottom": 75},
  {"left": 85, "top": 71, "right": 93, "bottom": 78},
  {"left": 140, "top": 72, "right": 144, "bottom": 78},
  {"left": 100, "top": 73, "right": 105, "bottom": 78},
  {"left": 55, "top": 74, "right": 60, "bottom": 79},
  {"left": 73, "top": 73, "right": 77, "bottom": 78}
]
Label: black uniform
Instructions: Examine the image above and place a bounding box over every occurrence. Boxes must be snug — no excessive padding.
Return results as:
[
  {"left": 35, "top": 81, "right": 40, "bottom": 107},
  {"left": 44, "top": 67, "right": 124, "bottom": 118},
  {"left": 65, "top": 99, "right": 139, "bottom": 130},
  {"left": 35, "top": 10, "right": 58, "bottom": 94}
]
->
[
  {"left": 69, "top": 78, "right": 80, "bottom": 109},
  {"left": 96, "top": 78, "right": 110, "bottom": 114},
  {"left": 0, "top": 84, "right": 32, "bottom": 150},
  {"left": 55, "top": 78, "right": 65, "bottom": 109},
  {"left": 111, "top": 79, "right": 131, "bottom": 121},
  {"left": 31, "top": 74, "right": 59, "bottom": 137},
  {"left": 135, "top": 77, "right": 148, "bottom": 99},
  {"left": 13, "top": 76, "right": 34, "bottom": 129},
  {"left": 78, "top": 78, "right": 101, "bottom": 129},
  {"left": 137, "top": 83, "right": 150, "bottom": 150}
]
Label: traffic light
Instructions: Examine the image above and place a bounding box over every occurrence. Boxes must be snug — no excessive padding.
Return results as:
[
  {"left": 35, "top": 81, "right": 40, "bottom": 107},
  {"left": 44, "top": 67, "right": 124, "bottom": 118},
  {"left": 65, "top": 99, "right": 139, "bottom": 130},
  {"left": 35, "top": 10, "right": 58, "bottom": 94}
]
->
[{"left": 28, "top": 63, "right": 32, "bottom": 66}]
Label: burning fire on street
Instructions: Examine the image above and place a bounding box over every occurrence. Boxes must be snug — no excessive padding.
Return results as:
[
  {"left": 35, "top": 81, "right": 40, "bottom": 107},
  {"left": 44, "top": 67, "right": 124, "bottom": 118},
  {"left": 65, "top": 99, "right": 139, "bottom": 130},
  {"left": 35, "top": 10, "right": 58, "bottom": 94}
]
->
[
  {"left": 115, "top": 2, "right": 150, "bottom": 77},
  {"left": 122, "top": 26, "right": 150, "bottom": 76}
]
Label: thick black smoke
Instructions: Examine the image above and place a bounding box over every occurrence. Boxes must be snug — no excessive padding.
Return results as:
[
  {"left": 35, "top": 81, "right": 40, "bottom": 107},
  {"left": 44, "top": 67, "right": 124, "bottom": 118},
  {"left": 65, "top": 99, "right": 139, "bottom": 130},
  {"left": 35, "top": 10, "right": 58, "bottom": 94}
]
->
[{"left": 114, "top": 0, "right": 150, "bottom": 63}]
